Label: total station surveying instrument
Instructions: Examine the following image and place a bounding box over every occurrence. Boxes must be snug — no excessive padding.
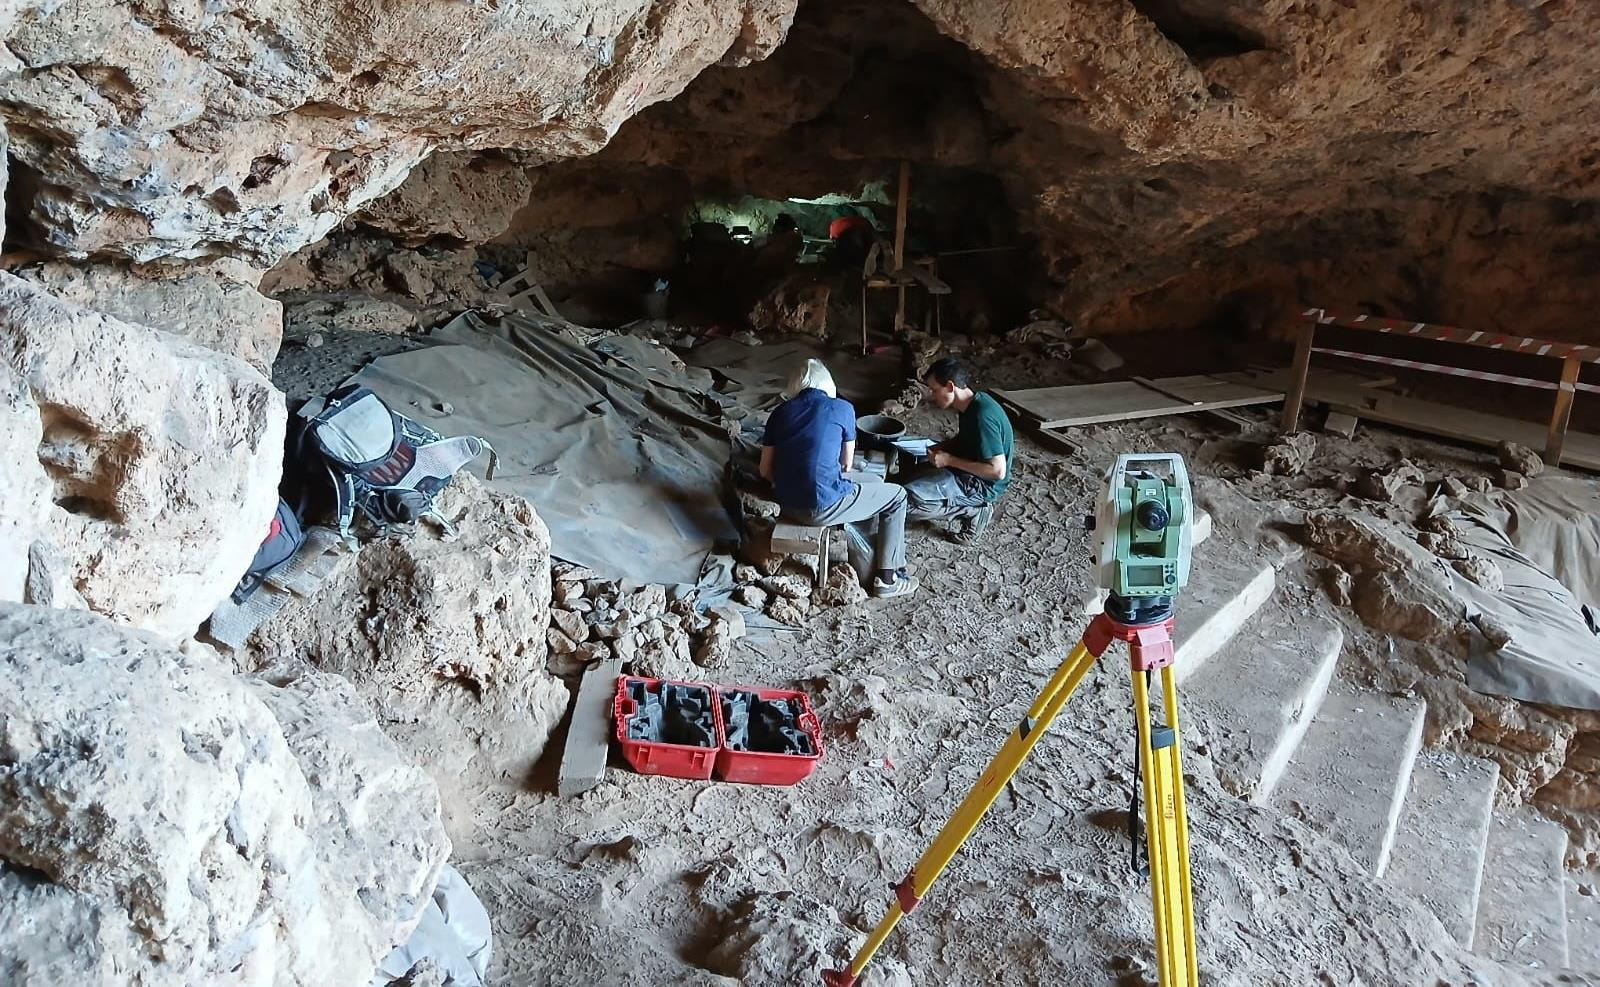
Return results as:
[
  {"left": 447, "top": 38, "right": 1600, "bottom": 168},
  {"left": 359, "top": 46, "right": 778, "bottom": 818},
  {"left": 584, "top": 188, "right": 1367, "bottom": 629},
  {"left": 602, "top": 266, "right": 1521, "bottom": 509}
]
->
[{"left": 825, "top": 454, "right": 1199, "bottom": 987}]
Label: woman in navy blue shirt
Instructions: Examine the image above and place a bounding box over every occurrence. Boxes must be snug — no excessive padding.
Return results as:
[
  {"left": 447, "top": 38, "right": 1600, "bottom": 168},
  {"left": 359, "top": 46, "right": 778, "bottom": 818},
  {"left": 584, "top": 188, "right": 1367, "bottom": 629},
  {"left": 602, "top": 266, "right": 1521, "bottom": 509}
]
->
[{"left": 760, "top": 359, "right": 917, "bottom": 598}]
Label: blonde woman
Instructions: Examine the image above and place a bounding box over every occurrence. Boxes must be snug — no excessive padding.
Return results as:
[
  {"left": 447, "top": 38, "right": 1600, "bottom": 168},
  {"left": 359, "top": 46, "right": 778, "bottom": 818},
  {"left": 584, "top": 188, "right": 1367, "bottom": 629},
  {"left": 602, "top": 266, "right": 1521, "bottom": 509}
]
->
[{"left": 759, "top": 359, "right": 918, "bottom": 599}]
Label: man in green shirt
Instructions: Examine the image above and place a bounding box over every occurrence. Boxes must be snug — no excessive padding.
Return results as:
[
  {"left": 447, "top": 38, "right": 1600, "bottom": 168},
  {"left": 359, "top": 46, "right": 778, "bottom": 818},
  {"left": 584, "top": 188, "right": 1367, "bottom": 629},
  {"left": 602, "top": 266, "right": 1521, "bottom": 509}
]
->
[{"left": 904, "top": 356, "right": 1013, "bottom": 543}]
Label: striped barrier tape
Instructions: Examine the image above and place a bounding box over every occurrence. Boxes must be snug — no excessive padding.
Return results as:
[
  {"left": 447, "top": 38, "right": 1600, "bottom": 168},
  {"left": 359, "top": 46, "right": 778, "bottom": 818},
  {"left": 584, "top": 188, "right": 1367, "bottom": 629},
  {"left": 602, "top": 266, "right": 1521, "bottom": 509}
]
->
[
  {"left": 1302, "top": 307, "right": 1600, "bottom": 364},
  {"left": 1311, "top": 346, "right": 1600, "bottom": 395}
]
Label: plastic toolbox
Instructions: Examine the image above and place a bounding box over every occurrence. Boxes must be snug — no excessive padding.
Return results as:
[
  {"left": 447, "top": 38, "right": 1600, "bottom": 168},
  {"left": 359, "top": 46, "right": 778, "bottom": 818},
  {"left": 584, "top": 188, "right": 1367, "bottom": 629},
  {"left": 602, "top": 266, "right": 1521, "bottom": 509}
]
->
[
  {"left": 714, "top": 685, "right": 824, "bottom": 786},
  {"left": 613, "top": 677, "right": 722, "bottom": 781}
]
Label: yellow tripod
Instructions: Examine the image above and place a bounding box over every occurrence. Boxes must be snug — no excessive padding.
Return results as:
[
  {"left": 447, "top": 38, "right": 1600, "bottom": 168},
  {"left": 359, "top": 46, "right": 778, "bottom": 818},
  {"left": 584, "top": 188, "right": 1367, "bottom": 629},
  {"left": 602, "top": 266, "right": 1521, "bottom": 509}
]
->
[{"left": 824, "top": 610, "right": 1198, "bottom": 987}]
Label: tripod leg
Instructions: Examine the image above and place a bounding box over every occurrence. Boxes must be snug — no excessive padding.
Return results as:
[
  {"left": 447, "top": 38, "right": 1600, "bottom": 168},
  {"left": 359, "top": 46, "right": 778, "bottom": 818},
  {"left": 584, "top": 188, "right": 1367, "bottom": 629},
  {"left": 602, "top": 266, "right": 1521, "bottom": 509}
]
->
[
  {"left": 1160, "top": 665, "right": 1198, "bottom": 979},
  {"left": 825, "top": 639, "right": 1103, "bottom": 987},
  {"left": 1132, "top": 668, "right": 1199, "bottom": 987}
]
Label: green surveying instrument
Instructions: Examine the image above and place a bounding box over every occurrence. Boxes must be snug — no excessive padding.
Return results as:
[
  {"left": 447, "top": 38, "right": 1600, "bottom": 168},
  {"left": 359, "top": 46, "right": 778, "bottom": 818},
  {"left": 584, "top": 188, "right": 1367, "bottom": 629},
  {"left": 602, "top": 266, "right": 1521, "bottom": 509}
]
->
[{"left": 825, "top": 454, "right": 1199, "bottom": 987}]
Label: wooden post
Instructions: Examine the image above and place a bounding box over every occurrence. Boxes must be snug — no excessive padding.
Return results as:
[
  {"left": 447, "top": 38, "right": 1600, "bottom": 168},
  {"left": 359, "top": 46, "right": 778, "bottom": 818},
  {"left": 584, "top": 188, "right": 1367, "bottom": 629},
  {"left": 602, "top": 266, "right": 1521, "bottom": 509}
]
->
[
  {"left": 860, "top": 280, "right": 868, "bottom": 355},
  {"left": 1280, "top": 318, "right": 1316, "bottom": 432},
  {"left": 1545, "top": 356, "right": 1581, "bottom": 467},
  {"left": 893, "top": 160, "right": 910, "bottom": 336}
]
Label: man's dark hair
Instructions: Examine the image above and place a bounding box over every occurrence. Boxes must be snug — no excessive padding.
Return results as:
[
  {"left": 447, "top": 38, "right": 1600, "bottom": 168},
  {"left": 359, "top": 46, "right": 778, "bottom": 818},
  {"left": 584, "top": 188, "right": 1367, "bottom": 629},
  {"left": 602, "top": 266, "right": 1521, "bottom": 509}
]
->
[{"left": 924, "top": 356, "right": 975, "bottom": 390}]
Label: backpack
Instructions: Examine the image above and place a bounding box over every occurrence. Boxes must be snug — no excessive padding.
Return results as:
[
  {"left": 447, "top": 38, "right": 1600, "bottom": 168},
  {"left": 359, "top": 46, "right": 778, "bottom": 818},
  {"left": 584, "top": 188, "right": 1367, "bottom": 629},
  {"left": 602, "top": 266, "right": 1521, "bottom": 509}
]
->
[
  {"left": 233, "top": 498, "right": 306, "bottom": 601},
  {"left": 306, "top": 384, "right": 498, "bottom": 544}
]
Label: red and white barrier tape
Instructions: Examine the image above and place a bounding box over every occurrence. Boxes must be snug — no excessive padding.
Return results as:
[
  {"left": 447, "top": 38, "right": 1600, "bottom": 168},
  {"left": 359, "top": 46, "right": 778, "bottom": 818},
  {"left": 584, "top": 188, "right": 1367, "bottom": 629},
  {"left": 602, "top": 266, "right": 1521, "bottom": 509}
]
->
[
  {"left": 1311, "top": 346, "right": 1600, "bottom": 394},
  {"left": 1303, "top": 307, "right": 1600, "bottom": 364}
]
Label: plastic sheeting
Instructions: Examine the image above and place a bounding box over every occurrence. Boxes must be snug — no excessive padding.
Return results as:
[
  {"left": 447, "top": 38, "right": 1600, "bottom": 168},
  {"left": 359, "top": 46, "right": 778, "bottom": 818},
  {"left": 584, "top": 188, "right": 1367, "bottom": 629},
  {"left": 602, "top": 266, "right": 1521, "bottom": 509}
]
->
[
  {"left": 374, "top": 864, "right": 493, "bottom": 986},
  {"left": 349, "top": 314, "right": 743, "bottom": 585},
  {"left": 1450, "top": 506, "right": 1600, "bottom": 710},
  {"left": 682, "top": 336, "right": 906, "bottom": 412},
  {"left": 1460, "top": 476, "right": 1600, "bottom": 611}
]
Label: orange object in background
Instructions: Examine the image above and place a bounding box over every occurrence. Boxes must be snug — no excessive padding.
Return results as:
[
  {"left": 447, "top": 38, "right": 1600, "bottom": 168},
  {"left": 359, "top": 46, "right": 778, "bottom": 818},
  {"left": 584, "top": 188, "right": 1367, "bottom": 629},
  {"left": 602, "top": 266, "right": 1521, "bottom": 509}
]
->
[{"left": 828, "top": 215, "right": 872, "bottom": 240}]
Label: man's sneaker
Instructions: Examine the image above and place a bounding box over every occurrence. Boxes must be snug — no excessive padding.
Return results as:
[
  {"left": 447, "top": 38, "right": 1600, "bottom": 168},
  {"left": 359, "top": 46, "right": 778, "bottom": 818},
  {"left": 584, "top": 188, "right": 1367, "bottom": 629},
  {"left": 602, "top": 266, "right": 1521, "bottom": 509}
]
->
[
  {"left": 954, "top": 504, "right": 996, "bottom": 544},
  {"left": 872, "top": 573, "right": 920, "bottom": 599}
]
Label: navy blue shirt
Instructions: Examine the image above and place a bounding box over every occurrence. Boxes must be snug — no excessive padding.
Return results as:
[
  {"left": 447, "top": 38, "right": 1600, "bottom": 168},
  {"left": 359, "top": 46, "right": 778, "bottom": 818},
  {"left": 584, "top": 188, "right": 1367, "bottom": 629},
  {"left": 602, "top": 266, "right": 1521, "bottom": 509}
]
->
[{"left": 763, "top": 388, "right": 856, "bottom": 511}]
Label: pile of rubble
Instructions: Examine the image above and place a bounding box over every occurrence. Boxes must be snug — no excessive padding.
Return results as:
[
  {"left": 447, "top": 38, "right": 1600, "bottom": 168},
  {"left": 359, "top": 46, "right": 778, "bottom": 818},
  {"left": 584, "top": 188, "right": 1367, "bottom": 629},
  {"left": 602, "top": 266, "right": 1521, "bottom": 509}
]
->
[
  {"left": 732, "top": 561, "right": 869, "bottom": 624},
  {"left": 546, "top": 564, "right": 745, "bottom": 681},
  {"left": 546, "top": 558, "right": 870, "bottom": 681}
]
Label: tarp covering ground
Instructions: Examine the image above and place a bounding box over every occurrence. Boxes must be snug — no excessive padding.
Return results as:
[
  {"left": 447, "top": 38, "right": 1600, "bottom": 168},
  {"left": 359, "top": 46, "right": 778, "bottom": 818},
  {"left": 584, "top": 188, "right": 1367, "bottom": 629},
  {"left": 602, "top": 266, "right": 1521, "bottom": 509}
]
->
[
  {"left": 1452, "top": 478, "right": 1600, "bottom": 709},
  {"left": 351, "top": 313, "right": 742, "bottom": 586},
  {"left": 347, "top": 314, "right": 906, "bottom": 588}
]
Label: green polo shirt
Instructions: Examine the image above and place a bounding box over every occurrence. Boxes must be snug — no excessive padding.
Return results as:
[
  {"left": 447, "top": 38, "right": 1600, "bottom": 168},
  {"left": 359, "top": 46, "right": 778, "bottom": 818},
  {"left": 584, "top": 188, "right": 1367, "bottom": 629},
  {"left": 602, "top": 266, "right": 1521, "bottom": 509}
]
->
[{"left": 947, "top": 391, "right": 1013, "bottom": 501}]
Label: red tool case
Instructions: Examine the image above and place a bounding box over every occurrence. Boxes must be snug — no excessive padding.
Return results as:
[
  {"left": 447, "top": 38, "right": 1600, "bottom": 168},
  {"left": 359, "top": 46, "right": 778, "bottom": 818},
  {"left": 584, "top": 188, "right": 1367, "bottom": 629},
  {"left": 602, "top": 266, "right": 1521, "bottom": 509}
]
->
[
  {"left": 612, "top": 677, "right": 822, "bottom": 786},
  {"left": 715, "top": 685, "right": 824, "bottom": 786},
  {"left": 613, "top": 677, "right": 721, "bottom": 781}
]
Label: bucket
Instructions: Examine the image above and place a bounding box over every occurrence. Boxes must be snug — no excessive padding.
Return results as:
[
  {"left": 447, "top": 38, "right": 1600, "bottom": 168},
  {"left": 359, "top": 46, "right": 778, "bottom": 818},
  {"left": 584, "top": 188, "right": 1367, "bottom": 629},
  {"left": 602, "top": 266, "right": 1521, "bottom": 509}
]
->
[{"left": 855, "top": 414, "right": 906, "bottom": 452}]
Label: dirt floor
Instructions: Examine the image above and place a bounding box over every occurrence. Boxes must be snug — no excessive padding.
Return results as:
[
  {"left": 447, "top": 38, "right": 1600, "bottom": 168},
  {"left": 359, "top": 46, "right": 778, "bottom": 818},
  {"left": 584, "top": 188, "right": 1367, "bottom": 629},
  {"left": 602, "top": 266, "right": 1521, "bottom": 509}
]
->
[
  {"left": 270, "top": 299, "right": 1591, "bottom": 986},
  {"left": 452, "top": 416, "right": 1566, "bottom": 985}
]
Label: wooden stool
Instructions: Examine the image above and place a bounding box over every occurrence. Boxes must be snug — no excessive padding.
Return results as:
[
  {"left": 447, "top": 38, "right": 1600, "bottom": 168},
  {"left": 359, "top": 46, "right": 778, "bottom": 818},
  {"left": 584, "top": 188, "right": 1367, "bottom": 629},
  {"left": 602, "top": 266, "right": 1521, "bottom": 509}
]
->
[{"left": 771, "top": 520, "right": 833, "bottom": 585}]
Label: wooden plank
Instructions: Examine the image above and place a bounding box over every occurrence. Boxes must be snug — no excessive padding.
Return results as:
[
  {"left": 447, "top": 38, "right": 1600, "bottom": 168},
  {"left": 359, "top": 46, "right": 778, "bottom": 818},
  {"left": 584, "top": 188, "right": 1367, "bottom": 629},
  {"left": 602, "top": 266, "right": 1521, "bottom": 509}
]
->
[
  {"left": 771, "top": 521, "right": 825, "bottom": 556},
  {"left": 893, "top": 160, "right": 909, "bottom": 334},
  {"left": 1139, "top": 374, "right": 1285, "bottom": 406},
  {"left": 899, "top": 261, "right": 951, "bottom": 294},
  {"left": 1032, "top": 426, "right": 1079, "bottom": 456},
  {"left": 1133, "top": 375, "right": 1202, "bottom": 405},
  {"left": 1217, "top": 367, "right": 1397, "bottom": 392},
  {"left": 1546, "top": 356, "right": 1581, "bottom": 467},
  {"left": 995, "top": 381, "right": 1182, "bottom": 428},
  {"left": 859, "top": 279, "right": 868, "bottom": 355},
  {"left": 1281, "top": 320, "right": 1316, "bottom": 432},
  {"left": 1308, "top": 380, "right": 1600, "bottom": 472},
  {"left": 1305, "top": 307, "right": 1600, "bottom": 364},
  {"left": 995, "top": 376, "right": 1281, "bottom": 430},
  {"left": 991, "top": 388, "right": 1040, "bottom": 420},
  {"left": 530, "top": 283, "right": 562, "bottom": 321},
  {"left": 1203, "top": 407, "right": 1256, "bottom": 431}
]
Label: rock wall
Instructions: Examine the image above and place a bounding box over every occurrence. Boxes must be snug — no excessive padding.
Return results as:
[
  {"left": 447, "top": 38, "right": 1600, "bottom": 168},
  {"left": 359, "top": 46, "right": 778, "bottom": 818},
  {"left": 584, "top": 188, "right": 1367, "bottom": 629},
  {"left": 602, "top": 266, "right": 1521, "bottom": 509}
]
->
[
  {"left": 0, "top": 272, "right": 283, "bottom": 640},
  {"left": 324, "top": 0, "right": 1600, "bottom": 341},
  {"left": 13, "top": 259, "right": 284, "bottom": 371},
  {"left": 355, "top": 151, "right": 536, "bottom": 248},
  {"left": 910, "top": 0, "right": 1600, "bottom": 336},
  {"left": 0, "top": 604, "right": 449, "bottom": 986},
  {"left": 0, "top": 0, "right": 798, "bottom": 269}
]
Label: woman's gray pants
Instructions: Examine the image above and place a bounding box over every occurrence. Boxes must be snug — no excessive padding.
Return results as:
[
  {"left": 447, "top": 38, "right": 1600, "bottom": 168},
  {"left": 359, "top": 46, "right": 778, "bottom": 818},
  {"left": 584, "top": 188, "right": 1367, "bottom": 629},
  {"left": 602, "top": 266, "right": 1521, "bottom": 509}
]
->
[{"left": 785, "top": 477, "right": 907, "bottom": 572}]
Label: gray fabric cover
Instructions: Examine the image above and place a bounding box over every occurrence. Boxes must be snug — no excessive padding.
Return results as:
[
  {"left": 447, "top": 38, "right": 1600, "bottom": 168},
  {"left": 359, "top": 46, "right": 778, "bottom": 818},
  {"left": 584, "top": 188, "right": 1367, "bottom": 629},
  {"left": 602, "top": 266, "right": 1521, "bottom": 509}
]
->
[
  {"left": 349, "top": 313, "right": 741, "bottom": 585},
  {"left": 1460, "top": 476, "right": 1600, "bottom": 610},
  {"left": 373, "top": 864, "right": 492, "bottom": 986},
  {"left": 1452, "top": 507, "right": 1600, "bottom": 710}
]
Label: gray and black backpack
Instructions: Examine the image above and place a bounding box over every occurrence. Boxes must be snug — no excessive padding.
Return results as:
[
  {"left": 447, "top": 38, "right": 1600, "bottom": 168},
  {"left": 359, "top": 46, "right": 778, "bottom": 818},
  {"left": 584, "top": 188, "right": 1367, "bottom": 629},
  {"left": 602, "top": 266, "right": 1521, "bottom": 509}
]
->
[{"left": 307, "top": 384, "right": 498, "bottom": 543}]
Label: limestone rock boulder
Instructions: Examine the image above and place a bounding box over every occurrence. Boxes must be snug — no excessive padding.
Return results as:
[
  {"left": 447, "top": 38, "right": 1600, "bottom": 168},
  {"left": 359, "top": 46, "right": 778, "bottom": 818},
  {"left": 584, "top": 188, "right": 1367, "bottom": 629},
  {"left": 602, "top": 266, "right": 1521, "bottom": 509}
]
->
[
  {"left": 248, "top": 668, "right": 449, "bottom": 941},
  {"left": 0, "top": 272, "right": 284, "bottom": 640},
  {"left": 14, "top": 259, "right": 284, "bottom": 370},
  {"left": 1497, "top": 440, "right": 1545, "bottom": 478},
  {"left": 239, "top": 478, "right": 569, "bottom": 821},
  {"left": 0, "top": 868, "right": 145, "bottom": 986},
  {"left": 0, "top": 364, "right": 48, "bottom": 605},
  {"left": 1302, "top": 511, "right": 1465, "bottom": 642},
  {"left": 1261, "top": 433, "right": 1316, "bottom": 477},
  {"left": 0, "top": 0, "right": 799, "bottom": 267},
  {"left": 0, "top": 604, "right": 448, "bottom": 986}
]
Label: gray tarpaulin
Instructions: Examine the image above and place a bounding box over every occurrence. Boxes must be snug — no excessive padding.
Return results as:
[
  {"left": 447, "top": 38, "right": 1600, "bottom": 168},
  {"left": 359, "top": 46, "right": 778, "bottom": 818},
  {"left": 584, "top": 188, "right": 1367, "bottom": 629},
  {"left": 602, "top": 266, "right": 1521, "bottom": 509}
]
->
[
  {"left": 1460, "top": 476, "right": 1600, "bottom": 611},
  {"left": 350, "top": 313, "right": 742, "bottom": 586},
  {"left": 683, "top": 336, "right": 906, "bottom": 412},
  {"left": 1450, "top": 505, "right": 1600, "bottom": 710}
]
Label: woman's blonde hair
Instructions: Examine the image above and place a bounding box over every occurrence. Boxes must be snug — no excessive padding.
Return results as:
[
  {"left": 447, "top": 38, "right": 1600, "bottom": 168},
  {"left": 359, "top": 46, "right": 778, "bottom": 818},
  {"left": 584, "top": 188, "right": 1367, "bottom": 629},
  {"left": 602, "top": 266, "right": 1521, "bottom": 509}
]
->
[{"left": 786, "top": 358, "right": 837, "bottom": 399}]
